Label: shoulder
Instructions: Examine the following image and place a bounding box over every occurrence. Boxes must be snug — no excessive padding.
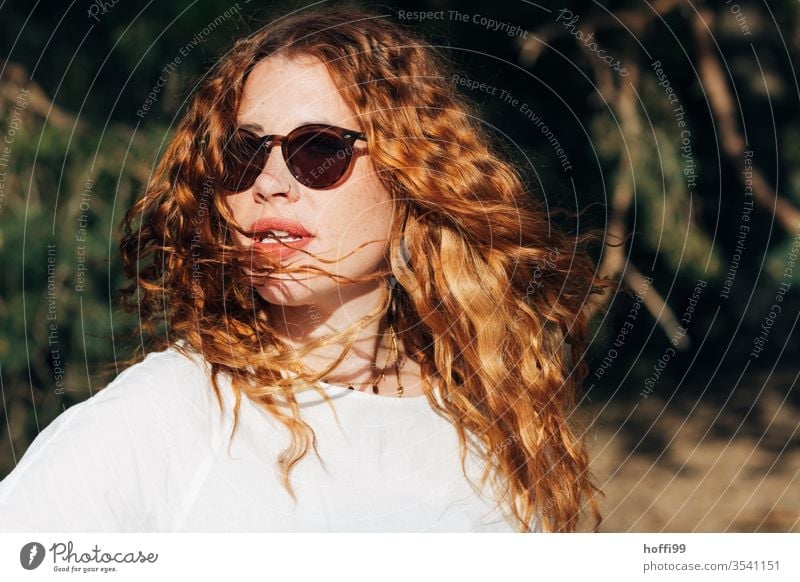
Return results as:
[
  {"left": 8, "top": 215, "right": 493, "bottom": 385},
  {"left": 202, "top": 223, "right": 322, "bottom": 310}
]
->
[
  {"left": 0, "top": 344, "right": 223, "bottom": 531},
  {"left": 61, "top": 343, "right": 227, "bottom": 463},
  {"left": 110, "top": 343, "right": 214, "bottom": 396},
  {"left": 37, "top": 345, "right": 223, "bottom": 439},
  {"left": 88, "top": 342, "right": 239, "bottom": 422},
  {"left": 22, "top": 344, "right": 216, "bottom": 447}
]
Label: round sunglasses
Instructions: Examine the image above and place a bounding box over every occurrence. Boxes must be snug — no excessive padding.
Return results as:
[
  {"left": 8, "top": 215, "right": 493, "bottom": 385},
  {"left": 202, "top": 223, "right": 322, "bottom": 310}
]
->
[{"left": 220, "top": 123, "right": 367, "bottom": 191}]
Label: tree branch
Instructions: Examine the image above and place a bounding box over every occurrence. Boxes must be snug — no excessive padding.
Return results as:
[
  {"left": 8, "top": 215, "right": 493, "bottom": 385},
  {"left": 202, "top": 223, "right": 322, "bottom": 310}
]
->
[
  {"left": 518, "top": 0, "right": 684, "bottom": 67},
  {"left": 692, "top": 4, "right": 800, "bottom": 233}
]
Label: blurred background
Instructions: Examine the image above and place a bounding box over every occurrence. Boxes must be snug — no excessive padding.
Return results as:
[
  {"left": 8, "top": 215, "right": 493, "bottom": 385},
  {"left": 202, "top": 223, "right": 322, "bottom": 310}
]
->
[{"left": 1, "top": 0, "right": 798, "bottom": 532}]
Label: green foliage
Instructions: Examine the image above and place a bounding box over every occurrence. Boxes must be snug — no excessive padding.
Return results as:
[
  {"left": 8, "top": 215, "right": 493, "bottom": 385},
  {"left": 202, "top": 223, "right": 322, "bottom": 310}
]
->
[
  {"left": 2, "top": 0, "right": 800, "bottom": 478},
  {"left": 0, "top": 81, "right": 152, "bottom": 475}
]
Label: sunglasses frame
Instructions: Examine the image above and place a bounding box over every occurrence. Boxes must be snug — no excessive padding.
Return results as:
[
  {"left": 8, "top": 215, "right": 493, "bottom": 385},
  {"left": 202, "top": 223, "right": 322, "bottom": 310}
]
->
[{"left": 221, "top": 123, "right": 368, "bottom": 191}]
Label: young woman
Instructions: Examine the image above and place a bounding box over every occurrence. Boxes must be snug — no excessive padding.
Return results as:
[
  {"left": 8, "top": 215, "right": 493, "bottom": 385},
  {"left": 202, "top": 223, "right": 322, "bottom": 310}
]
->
[{"left": 0, "top": 6, "right": 605, "bottom": 532}]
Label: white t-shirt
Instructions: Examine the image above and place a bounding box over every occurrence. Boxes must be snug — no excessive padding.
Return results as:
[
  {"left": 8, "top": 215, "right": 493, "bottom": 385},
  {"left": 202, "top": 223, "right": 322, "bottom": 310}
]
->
[{"left": 0, "top": 347, "right": 535, "bottom": 532}]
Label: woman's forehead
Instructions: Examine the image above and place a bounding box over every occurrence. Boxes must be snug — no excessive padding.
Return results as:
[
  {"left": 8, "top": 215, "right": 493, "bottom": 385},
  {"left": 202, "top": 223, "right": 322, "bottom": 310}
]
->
[{"left": 237, "top": 55, "right": 359, "bottom": 132}]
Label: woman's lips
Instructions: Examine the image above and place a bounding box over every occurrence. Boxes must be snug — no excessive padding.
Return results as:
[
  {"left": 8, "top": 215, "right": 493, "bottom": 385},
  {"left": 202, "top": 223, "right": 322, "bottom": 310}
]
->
[
  {"left": 247, "top": 217, "right": 314, "bottom": 260},
  {"left": 248, "top": 217, "right": 313, "bottom": 238},
  {"left": 252, "top": 235, "right": 313, "bottom": 260}
]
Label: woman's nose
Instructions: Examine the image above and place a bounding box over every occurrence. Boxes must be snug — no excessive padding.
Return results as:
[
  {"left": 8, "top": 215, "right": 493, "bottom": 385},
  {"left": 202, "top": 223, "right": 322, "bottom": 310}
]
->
[{"left": 251, "top": 146, "right": 297, "bottom": 202}]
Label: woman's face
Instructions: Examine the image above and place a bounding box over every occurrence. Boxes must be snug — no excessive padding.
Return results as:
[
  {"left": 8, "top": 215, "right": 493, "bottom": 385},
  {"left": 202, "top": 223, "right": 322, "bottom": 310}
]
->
[{"left": 226, "top": 54, "right": 395, "bottom": 309}]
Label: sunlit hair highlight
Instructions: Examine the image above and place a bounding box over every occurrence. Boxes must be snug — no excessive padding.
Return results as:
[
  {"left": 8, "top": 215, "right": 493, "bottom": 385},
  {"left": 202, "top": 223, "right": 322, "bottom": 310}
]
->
[{"left": 120, "top": 5, "right": 609, "bottom": 532}]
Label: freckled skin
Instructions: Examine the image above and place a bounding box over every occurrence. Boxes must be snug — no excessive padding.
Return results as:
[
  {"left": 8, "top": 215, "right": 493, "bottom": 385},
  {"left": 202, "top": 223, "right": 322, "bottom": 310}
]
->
[
  {"left": 226, "top": 55, "right": 395, "bottom": 311},
  {"left": 223, "top": 55, "right": 434, "bottom": 397}
]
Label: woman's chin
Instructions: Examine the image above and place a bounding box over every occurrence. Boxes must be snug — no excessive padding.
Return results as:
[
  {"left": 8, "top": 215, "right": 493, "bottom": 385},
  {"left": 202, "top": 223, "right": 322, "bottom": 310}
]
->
[{"left": 254, "top": 277, "right": 326, "bottom": 307}]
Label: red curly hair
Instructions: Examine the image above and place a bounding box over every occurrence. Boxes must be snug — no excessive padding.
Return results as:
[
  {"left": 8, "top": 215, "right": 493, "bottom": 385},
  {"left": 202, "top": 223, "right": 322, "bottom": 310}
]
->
[{"left": 120, "top": 4, "right": 608, "bottom": 532}]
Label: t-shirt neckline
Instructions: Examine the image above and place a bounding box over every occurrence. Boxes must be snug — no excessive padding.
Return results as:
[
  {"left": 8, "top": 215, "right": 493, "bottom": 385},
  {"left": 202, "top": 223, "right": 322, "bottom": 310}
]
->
[
  {"left": 317, "top": 377, "right": 431, "bottom": 404},
  {"left": 281, "top": 368, "right": 438, "bottom": 408}
]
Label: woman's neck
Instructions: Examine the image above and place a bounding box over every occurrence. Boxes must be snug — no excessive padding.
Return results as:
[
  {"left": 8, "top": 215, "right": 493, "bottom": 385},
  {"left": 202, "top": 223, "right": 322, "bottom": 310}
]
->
[{"left": 266, "top": 282, "right": 397, "bottom": 383}]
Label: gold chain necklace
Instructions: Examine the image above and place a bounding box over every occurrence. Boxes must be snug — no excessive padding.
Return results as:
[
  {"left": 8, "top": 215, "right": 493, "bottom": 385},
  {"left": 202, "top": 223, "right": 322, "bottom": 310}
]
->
[{"left": 322, "top": 322, "right": 405, "bottom": 397}]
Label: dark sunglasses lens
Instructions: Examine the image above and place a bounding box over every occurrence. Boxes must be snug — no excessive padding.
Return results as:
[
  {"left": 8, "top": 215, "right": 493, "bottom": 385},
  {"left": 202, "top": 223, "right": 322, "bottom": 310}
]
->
[
  {"left": 286, "top": 127, "right": 352, "bottom": 188},
  {"left": 221, "top": 132, "right": 266, "bottom": 191}
]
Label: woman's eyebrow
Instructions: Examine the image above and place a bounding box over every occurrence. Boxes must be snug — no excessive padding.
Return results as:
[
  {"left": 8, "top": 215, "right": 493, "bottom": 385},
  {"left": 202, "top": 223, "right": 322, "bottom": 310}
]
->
[{"left": 236, "top": 119, "right": 342, "bottom": 132}]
